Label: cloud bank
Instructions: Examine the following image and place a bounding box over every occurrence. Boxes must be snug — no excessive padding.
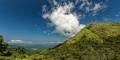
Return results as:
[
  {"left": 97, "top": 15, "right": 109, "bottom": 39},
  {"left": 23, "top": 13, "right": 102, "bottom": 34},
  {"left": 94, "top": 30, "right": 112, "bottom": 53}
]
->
[
  {"left": 8, "top": 40, "right": 33, "bottom": 44},
  {"left": 42, "top": 0, "right": 106, "bottom": 37},
  {"left": 10, "top": 40, "right": 24, "bottom": 44}
]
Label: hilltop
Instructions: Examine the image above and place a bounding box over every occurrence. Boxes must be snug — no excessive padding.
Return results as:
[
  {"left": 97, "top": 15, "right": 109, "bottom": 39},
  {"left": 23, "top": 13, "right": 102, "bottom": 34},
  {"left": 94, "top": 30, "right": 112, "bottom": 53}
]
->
[
  {"left": 32, "top": 23, "right": 120, "bottom": 60},
  {"left": 0, "top": 23, "right": 120, "bottom": 60}
]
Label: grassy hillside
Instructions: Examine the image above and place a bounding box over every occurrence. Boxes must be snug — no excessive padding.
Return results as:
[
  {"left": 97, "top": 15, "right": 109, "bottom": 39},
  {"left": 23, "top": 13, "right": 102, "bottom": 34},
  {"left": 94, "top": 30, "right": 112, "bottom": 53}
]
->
[
  {"left": 32, "top": 23, "right": 120, "bottom": 60},
  {"left": 0, "top": 23, "right": 120, "bottom": 60}
]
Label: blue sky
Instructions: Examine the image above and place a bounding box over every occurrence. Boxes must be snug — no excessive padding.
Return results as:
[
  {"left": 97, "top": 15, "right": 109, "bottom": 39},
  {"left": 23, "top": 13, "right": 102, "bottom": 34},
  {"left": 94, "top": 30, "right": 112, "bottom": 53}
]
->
[{"left": 0, "top": 0, "right": 120, "bottom": 43}]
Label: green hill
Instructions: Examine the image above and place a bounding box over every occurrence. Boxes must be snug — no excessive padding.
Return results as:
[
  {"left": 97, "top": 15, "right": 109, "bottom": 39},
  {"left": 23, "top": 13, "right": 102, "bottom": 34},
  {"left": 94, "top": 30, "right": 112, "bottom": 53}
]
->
[
  {"left": 0, "top": 23, "right": 120, "bottom": 60},
  {"left": 31, "top": 23, "right": 120, "bottom": 60}
]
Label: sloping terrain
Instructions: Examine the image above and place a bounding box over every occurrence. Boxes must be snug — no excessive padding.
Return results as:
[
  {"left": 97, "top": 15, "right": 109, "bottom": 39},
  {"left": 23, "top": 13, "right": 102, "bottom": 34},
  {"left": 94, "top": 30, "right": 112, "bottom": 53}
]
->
[
  {"left": 31, "top": 23, "right": 120, "bottom": 60},
  {"left": 0, "top": 23, "right": 120, "bottom": 60}
]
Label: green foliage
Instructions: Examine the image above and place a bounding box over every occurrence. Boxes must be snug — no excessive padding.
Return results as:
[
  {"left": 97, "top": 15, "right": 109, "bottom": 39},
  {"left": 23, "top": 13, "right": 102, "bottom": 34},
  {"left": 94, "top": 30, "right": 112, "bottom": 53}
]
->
[
  {"left": 38, "top": 23, "right": 120, "bottom": 60},
  {"left": 0, "top": 35, "right": 3, "bottom": 43},
  {"left": 0, "top": 35, "right": 12, "bottom": 56},
  {"left": 0, "top": 23, "right": 120, "bottom": 60}
]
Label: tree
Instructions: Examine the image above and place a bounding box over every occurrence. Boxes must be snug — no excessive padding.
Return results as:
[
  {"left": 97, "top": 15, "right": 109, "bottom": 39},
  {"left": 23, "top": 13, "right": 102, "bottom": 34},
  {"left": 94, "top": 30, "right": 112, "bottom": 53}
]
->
[{"left": 0, "top": 35, "right": 11, "bottom": 56}]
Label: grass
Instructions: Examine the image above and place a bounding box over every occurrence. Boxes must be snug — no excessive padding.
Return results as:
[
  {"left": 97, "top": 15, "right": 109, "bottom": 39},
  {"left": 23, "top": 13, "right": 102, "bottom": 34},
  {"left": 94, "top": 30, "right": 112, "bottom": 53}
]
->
[{"left": 0, "top": 22, "right": 120, "bottom": 60}]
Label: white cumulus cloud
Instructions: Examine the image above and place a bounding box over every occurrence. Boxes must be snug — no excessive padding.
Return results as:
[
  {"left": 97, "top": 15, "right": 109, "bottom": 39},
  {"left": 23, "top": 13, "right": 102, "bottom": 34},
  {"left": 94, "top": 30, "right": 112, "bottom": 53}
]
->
[
  {"left": 43, "top": 3, "right": 85, "bottom": 37},
  {"left": 42, "top": 0, "right": 106, "bottom": 37}
]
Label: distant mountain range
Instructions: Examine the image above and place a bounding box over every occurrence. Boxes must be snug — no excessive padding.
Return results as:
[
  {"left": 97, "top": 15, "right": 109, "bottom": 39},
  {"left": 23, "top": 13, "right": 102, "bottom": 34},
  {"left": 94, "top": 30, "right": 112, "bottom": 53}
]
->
[
  {"left": 8, "top": 43, "right": 59, "bottom": 50},
  {"left": 7, "top": 40, "right": 63, "bottom": 50}
]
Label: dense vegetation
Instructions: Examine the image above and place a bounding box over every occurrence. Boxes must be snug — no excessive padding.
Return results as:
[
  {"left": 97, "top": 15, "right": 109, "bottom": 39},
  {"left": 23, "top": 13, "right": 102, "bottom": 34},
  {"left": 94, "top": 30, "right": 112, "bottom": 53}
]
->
[{"left": 0, "top": 23, "right": 120, "bottom": 60}]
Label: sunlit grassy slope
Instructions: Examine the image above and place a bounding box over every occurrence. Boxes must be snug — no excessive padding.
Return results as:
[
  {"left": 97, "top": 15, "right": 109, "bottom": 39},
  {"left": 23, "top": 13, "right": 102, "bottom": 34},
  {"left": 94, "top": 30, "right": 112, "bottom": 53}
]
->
[
  {"left": 31, "top": 23, "right": 120, "bottom": 60},
  {"left": 0, "top": 23, "right": 120, "bottom": 60}
]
